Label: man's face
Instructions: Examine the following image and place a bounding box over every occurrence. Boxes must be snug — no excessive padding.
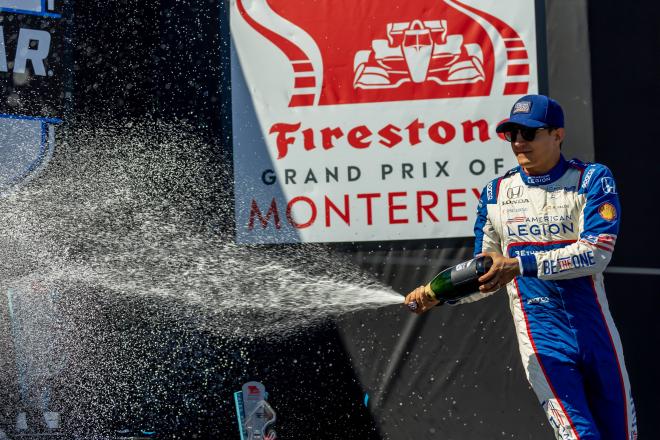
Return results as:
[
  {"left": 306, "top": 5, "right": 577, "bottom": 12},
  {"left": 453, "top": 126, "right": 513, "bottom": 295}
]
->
[{"left": 507, "top": 126, "right": 564, "bottom": 173}]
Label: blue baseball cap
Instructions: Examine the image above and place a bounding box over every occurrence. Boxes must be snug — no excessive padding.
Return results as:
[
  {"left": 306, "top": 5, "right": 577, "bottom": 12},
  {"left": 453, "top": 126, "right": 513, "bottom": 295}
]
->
[{"left": 496, "top": 95, "right": 564, "bottom": 133}]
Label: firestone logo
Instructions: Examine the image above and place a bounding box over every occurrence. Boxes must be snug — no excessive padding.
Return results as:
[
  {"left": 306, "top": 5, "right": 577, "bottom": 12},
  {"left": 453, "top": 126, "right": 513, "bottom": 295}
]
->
[{"left": 235, "top": 0, "right": 531, "bottom": 107}]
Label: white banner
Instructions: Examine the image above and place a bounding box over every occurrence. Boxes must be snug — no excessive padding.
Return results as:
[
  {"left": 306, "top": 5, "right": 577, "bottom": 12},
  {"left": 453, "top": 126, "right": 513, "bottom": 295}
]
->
[{"left": 231, "top": 0, "right": 539, "bottom": 243}]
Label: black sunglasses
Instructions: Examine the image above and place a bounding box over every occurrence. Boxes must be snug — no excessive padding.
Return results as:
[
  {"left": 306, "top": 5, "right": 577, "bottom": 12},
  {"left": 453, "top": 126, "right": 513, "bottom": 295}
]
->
[{"left": 504, "top": 126, "right": 553, "bottom": 142}]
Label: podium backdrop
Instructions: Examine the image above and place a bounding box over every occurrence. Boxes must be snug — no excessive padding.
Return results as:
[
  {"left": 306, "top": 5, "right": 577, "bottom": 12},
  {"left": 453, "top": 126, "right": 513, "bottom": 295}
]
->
[{"left": 1, "top": 0, "right": 657, "bottom": 438}]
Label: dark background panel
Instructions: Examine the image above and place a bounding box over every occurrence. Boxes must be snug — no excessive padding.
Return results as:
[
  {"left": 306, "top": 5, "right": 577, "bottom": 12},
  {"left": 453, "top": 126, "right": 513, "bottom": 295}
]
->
[
  {"left": 588, "top": 1, "right": 660, "bottom": 437},
  {"left": 71, "top": 1, "right": 159, "bottom": 120},
  {"left": 588, "top": 0, "right": 660, "bottom": 267},
  {"left": 603, "top": 274, "right": 660, "bottom": 438},
  {"left": 546, "top": 0, "right": 595, "bottom": 161}
]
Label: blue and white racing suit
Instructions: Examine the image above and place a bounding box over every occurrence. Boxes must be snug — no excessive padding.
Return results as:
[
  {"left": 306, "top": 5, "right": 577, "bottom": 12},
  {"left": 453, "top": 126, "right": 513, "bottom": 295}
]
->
[{"left": 470, "top": 156, "right": 637, "bottom": 440}]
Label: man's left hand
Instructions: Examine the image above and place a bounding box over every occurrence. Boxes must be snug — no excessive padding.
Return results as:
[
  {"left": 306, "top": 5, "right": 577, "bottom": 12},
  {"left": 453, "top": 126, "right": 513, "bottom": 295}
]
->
[{"left": 477, "top": 252, "right": 521, "bottom": 293}]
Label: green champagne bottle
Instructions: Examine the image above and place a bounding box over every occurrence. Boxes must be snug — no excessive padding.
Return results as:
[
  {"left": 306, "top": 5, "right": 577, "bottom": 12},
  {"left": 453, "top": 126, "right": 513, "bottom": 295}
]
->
[{"left": 408, "top": 256, "right": 493, "bottom": 311}]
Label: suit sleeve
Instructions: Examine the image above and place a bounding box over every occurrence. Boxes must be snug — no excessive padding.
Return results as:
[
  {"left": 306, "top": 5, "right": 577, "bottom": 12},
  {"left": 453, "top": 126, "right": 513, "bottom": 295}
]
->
[
  {"left": 450, "top": 182, "right": 501, "bottom": 305},
  {"left": 518, "top": 165, "right": 620, "bottom": 280},
  {"left": 474, "top": 180, "right": 501, "bottom": 256}
]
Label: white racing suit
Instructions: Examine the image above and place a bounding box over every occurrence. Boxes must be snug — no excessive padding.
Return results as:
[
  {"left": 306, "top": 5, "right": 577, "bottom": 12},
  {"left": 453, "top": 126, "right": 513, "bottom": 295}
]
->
[{"left": 469, "top": 156, "right": 637, "bottom": 440}]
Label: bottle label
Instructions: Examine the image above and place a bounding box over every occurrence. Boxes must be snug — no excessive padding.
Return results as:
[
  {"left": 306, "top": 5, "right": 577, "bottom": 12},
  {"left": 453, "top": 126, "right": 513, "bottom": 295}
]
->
[
  {"left": 453, "top": 258, "right": 475, "bottom": 272},
  {"left": 451, "top": 258, "right": 478, "bottom": 286}
]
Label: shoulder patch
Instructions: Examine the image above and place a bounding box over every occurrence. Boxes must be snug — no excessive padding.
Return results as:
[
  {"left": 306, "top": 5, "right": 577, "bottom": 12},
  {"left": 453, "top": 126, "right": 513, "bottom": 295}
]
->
[
  {"left": 598, "top": 202, "right": 617, "bottom": 221},
  {"left": 484, "top": 178, "right": 500, "bottom": 203},
  {"left": 601, "top": 177, "right": 617, "bottom": 194},
  {"left": 580, "top": 162, "right": 613, "bottom": 193},
  {"left": 581, "top": 165, "right": 598, "bottom": 190},
  {"left": 482, "top": 168, "right": 519, "bottom": 204}
]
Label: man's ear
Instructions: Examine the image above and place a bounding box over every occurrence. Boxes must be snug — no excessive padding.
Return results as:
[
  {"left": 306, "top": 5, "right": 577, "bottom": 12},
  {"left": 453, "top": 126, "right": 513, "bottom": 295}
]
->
[{"left": 555, "top": 128, "right": 566, "bottom": 143}]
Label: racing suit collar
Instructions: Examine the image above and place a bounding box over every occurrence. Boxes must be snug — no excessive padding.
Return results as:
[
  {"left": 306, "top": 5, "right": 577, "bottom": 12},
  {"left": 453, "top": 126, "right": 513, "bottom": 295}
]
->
[{"left": 519, "top": 155, "right": 568, "bottom": 186}]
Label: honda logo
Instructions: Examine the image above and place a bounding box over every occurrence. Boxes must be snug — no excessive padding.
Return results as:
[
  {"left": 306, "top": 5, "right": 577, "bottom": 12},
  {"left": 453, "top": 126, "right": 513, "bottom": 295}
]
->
[{"left": 507, "top": 186, "right": 524, "bottom": 199}]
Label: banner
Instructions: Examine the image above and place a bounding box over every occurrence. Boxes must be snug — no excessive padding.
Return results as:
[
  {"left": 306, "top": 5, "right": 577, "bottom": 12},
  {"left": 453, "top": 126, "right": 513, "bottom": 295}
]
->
[
  {"left": 0, "top": 0, "right": 64, "bottom": 194},
  {"left": 231, "top": 0, "right": 540, "bottom": 243}
]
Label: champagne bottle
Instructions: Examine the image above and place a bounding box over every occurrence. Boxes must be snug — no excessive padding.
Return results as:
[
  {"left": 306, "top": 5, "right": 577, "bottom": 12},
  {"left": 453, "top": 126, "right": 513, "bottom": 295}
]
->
[{"left": 407, "top": 256, "right": 493, "bottom": 311}]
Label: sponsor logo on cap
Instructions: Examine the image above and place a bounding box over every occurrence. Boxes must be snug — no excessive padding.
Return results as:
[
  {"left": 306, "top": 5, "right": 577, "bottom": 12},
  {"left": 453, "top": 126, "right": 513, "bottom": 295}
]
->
[
  {"left": 513, "top": 101, "right": 531, "bottom": 114},
  {"left": 598, "top": 202, "right": 617, "bottom": 221}
]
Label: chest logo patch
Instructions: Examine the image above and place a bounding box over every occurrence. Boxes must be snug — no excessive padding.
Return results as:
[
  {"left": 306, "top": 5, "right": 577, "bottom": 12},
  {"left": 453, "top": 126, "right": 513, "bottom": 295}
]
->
[
  {"left": 598, "top": 202, "right": 617, "bottom": 222},
  {"left": 507, "top": 185, "right": 524, "bottom": 199}
]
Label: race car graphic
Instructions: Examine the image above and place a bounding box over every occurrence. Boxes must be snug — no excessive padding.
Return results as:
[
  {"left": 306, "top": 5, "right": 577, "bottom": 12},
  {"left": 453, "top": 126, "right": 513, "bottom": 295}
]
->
[
  {"left": 353, "top": 19, "right": 485, "bottom": 89},
  {"left": 233, "top": 0, "right": 532, "bottom": 106}
]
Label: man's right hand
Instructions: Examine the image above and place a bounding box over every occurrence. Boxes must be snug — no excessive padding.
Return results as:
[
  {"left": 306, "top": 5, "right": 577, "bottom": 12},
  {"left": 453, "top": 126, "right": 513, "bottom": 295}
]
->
[{"left": 404, "top": 284, "right": 440, "bottom": 314}]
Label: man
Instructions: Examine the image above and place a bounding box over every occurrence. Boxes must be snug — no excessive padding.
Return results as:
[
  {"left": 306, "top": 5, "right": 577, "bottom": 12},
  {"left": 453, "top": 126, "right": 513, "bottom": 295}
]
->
[{"left": 405, "top": 95, "right": 637, "bottom": 440}]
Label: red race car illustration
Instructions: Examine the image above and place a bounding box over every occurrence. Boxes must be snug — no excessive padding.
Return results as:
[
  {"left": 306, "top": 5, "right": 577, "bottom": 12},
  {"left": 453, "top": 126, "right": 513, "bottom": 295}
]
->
[{"left": 353, "top": 19, "right": 486, "bottom": 89}]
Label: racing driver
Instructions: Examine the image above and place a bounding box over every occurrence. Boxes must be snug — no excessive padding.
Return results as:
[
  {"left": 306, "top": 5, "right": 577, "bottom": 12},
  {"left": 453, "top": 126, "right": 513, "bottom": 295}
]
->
[{"left": 405, "top": 95, "right": 637, "bottom": 439}]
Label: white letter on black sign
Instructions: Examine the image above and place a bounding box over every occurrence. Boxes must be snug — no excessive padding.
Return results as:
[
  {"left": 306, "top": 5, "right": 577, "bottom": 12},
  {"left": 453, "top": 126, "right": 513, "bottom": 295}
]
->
[{"left": 14, "top": 29, "right": 51, "bottom": 76}]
